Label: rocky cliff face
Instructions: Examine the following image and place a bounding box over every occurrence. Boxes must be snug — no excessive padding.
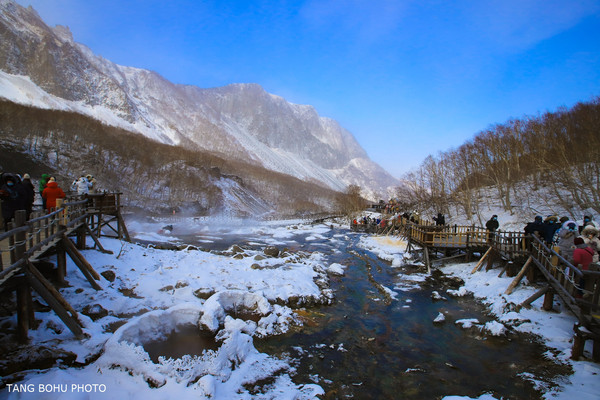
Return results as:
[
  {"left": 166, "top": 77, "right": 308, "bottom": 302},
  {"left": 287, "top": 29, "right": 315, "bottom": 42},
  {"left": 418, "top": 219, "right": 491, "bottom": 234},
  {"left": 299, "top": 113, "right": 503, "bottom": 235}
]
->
[{"left": 0, "top": 0, "right": 398, "bottom": 198}]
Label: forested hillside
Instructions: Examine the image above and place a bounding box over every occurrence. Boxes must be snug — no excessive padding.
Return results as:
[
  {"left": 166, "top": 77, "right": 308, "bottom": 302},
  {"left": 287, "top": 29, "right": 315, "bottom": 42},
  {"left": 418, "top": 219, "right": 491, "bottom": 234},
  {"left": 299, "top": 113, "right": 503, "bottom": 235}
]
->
[
  {"left": 0, "top": 100, "right": 346, "bottom": 216},
  {"left": 396, "top": 97, "right": 600, "bottom": 220}
]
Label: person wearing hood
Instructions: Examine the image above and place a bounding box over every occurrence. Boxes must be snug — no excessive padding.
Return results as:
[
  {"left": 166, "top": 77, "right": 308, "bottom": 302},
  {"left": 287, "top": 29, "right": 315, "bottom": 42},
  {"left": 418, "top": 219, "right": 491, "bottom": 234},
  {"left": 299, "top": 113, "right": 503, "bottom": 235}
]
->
[
  {"left": 71, "top": 175, "right": 92, "bottom": 196},
  {"left": 524, "top": 216, "right": 544, "bottom": 237},
  {"left": 0, "top": 174, "right": 23, "bottom": 231},
  {"left": 42, "top": 178, "right": 66, "bottom": 212},
  {"left": 486, "top": 215, "right": 499, "bottom": 242},
  {"left": 579, "top": 215, "right": 598, "bottom": 234},
  {"left": 580, "top": 225, "right": 600, "bottom": 263},
  {"left": 557, "top": 220, "right": 578, "bottom": 262},
  {"left": 541, "top": 215, "right": 561, "bottom": 244}
]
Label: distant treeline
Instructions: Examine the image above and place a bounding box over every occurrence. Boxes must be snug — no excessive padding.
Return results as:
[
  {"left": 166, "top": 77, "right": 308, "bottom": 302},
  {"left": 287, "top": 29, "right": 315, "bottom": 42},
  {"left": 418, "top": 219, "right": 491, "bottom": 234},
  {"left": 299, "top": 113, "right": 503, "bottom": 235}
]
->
[
  {"left": 396, "top": 97, "right": 600, "bottom": 218},
  {"left": 0, "top": 100, "right": 346, "bottom": 216}
]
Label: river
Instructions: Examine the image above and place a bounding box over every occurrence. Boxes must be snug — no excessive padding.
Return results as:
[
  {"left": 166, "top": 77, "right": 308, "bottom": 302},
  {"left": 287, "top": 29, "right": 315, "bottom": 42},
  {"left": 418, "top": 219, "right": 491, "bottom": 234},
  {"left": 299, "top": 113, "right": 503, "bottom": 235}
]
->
[{"left": 153, "top": 220, "right": 570, "bottom": 399}]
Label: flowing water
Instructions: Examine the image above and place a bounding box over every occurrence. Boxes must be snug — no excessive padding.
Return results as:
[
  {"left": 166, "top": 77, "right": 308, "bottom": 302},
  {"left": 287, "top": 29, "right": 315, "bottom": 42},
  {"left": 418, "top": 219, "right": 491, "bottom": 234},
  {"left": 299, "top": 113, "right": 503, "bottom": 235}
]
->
[{"left": 148, "top": 222, "right": 571, "bottom": 399}]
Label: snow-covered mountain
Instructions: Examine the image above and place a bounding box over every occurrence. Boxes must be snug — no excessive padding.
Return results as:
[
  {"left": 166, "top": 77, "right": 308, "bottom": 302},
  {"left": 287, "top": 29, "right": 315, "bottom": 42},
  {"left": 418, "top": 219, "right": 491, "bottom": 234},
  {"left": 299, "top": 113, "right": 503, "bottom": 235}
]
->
[{"left": 0, "top": 0, "right": 398, "bottom": 198}]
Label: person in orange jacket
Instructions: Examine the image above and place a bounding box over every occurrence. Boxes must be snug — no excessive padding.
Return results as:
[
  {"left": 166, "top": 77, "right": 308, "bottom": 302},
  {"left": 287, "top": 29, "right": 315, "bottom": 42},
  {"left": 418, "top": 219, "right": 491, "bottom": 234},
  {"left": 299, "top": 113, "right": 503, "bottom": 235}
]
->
[{"left": 42, "top": 178, "right": 66, "bottom": 212}]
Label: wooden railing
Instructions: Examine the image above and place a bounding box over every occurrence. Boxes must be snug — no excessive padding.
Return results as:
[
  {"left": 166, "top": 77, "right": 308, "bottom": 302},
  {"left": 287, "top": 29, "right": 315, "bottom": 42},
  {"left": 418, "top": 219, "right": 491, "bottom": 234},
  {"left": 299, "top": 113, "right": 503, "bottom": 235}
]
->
[
  {"left": 0, "top": 193, "right": 125, "bottom": 341},
  {"left": 528, "top": 235, "right": 600, "bottom": 324},
  {"left": 0, "top": 198, "right": 88, "bottom": 273}
]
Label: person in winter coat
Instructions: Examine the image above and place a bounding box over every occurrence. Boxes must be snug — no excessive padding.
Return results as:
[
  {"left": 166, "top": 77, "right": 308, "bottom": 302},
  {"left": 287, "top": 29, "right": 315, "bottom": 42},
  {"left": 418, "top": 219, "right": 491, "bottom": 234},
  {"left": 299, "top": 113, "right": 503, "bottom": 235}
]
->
[
  {"left": 486, "top": 215, "right": 499, "bottom": 231},
  {"left": 579, "top": 215, "right": 598, "bottom": 233},
  {"left": 580, "top": 225, "right": 600, "bottom": 263},
  {"left": 573, "top": 237, "right": 595, "bottom": 298},
  {"left": 42, "top": 179, "right": 66, "bottom": 212},
  {"left": 557, "top": 221, "right": 578, "bottom": 262},
  {"left": 524, "top": 216, "right": 544, "bottom": 237},
  {"left": 21, "top": 173, "right": 35, "bottom": 219},
  {"left": 0, "top": 174, "right": 23, "bottom": 231},
  {"left": 39, "top": 173, "right": 50, "bottom": 210},
  {"left": 85, "top": 174, "right": 97, "bottom": 193},
  {"left": 523, "top": 215, "right": 544, "bottom": 249},
  {"left": 433, "top": 213, "right": 446, "bottom": 226},
  {"left": 71, "top": 176, "right": 92, "bottom": 196},
  {"left": 486, "top": 215, "right": 499, "bottom": 242},
  {"left": 541, "top": 215, "right": 561, "bottom": 244}
]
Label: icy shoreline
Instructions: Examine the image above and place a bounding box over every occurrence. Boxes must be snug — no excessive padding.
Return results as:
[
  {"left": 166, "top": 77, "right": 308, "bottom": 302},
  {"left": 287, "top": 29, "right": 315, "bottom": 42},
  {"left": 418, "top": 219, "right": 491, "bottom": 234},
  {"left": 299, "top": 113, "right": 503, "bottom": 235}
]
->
[
  {"left": 359, "top": 235, "right": 600, "bottom": 400},
  {"left": 0, "top": 219, "right": 598, "bottom": 399}
]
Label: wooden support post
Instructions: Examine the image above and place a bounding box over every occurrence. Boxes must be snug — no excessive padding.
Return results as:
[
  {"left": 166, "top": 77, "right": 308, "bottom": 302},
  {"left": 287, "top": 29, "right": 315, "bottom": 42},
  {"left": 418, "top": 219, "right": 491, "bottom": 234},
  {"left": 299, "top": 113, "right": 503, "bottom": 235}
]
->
[
  {"left": 16, "top": 282, "right": 30, "bottom": 343},
  {"left": 25, "top": 261, "right": 80, "bottom": 321},
  {"left": 593, "top": 340, "right": 600, "bottom": 362},
  {"left": 521, "top": 285, "right": 549, "bottom": 308},
  {"left": 526, "top": 262, "right": 536, "bottom": 283},
  {"left": 572, "top": 333, "right": 585, "bottom": 360},
  {"left": 76, "top": 224, "right": 86, "bottom": 250},
  {"left": 505, "top": 256, "right": 533, "bottom": 295},
  {"left": 543, "top": 288, "right": 555, "bottom": 311},
  {"left": 61, "top": 236, "right": 102, "bottom": 288},
  {"left": 56, "top": 242, "right": 67, "bottom": 285},
  {"left": 24, "top": 262, "right": 83, "bottom": 339},
  {"left": 56, "top": 225, "right": 68, "bottom": 285},
  {"left": 424, "top": 246, "right": 431, "bottom": 275},
  {"left": 471, "top": 246, "right": 493, "bottom": 274},
  {"left": 485, "top": 249, "right": 495, "bottom": 271},
  {"left": 497, "top": 264, "right": 508, "bottom": 278},
  {"left": 84, "top": 225, "right": 113, "bottom": 254}
]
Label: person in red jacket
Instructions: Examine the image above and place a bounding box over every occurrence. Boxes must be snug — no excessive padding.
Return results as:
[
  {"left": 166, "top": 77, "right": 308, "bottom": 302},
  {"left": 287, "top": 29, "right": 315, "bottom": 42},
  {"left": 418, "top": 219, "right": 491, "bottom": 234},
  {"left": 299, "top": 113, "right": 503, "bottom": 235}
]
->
[
  {"left": 573, "top": 236, "right": 595, "bottom": 299},
  {"left": 42, "top": 178, "right": 66, "bottom": 212}
]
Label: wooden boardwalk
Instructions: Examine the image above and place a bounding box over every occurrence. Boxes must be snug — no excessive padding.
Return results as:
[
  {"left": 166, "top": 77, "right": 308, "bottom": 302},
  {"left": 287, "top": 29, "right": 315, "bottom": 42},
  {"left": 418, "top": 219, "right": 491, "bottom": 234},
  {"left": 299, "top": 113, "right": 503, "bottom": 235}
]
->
[
  {"left": 0, "top": 193, "right": 129, "bottom": 342},
  {"left": 368, "top": 216, "right": 600, "bottom": 361}
]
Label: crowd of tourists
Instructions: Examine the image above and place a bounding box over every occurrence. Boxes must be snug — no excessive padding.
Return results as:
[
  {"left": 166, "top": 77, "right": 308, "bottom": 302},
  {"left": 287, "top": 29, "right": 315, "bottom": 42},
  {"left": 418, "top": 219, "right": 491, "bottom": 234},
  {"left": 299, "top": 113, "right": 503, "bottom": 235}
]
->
[
  {"left": 524, "top": 214, "right": 599, "bottom": 271},
  {"left": 352, "top": 199, "right": 599, "bottom": 274},
  {"left": 0, "top": 172, "right": 97, "bottom": 232}
]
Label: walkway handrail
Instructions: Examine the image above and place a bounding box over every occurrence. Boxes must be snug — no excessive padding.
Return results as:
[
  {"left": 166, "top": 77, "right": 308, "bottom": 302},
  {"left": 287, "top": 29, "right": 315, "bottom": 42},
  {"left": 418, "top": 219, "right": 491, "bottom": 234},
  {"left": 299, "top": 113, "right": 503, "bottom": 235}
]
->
[{"left": 530, "top": 234, "right": 583, "bottom": 278}]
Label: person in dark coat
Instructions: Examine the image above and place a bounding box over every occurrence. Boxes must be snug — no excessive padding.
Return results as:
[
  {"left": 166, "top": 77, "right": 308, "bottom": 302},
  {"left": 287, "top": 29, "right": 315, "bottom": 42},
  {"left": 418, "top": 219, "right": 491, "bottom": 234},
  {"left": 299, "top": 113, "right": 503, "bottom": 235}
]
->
[
  {"left": 433, "top": 213, "right": 446, "bottom": 226},
  {"left": 524, "top": 215, "right": 544, "bottom": 239},
  {"left": 0, "top": 174, "right": 23, "bottom": 231},
  {"left": 541, "top": 215, "right": 561, "bottom": 244},
  {"left": 486, "top": 215, "right": 499, "bottom": 231},
  {"left": 21, "top": 173, "right": 35, "bottom": 219},
  {"left": 486, "top": 215, "right": 499, "bottom": 242}
]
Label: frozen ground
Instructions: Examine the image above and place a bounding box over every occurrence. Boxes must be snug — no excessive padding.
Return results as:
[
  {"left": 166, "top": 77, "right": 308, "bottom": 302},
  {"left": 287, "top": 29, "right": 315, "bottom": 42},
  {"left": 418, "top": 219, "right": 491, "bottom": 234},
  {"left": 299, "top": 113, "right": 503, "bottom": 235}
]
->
[{"left": 0, "top": 218, "right": 598, "bottom": 399}]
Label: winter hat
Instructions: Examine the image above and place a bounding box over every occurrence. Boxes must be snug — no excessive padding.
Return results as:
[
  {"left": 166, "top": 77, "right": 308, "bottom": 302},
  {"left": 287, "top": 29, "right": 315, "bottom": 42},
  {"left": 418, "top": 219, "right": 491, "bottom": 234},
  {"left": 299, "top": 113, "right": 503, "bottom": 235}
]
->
[
  {"left": 49, "top": 177, "right": 55, "bottom": 182},
  {"left": 545, "top": 215, "right": 558, "bottom": 223},
  {"left": 574, "top": 237, "right": 585, "bottom": 246},
  {"left": 23, "top": 173, "right": 30, "bottom": 179},
  {"left": 582, "top": 225, "right": 599, "bottom": 237},
  {"left": 559, "top": 216, "right": 569, "bottom": 224}
]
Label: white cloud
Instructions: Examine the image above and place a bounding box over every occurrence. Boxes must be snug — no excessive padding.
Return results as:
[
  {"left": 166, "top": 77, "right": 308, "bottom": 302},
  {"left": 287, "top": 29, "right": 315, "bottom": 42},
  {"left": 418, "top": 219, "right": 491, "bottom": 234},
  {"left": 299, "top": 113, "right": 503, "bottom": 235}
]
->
[{"left": 467, "top": 0, "right": 600, "bottom": 53}]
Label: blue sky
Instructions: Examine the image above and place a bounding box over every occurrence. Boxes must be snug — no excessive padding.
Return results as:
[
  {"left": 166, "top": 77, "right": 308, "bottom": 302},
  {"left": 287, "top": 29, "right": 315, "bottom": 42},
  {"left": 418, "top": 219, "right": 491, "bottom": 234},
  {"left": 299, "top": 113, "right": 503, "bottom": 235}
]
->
[{"left": 15, "top": 0, "right": 600, "bottom": 178}]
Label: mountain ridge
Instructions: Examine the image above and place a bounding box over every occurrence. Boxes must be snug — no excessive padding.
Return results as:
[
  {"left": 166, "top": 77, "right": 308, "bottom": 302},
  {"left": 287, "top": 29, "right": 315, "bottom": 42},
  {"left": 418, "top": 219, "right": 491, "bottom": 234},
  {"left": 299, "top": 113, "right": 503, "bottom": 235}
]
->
[{"left": 0, "top": 0, "right": 398, "bottom": 199}]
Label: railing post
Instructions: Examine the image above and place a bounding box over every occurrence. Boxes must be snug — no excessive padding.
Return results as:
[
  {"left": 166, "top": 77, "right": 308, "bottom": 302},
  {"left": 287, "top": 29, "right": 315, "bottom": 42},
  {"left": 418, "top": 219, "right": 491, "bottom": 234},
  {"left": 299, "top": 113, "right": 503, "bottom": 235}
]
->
[{"left": 14, "top": 210, "right": 27, "bottom": 260}]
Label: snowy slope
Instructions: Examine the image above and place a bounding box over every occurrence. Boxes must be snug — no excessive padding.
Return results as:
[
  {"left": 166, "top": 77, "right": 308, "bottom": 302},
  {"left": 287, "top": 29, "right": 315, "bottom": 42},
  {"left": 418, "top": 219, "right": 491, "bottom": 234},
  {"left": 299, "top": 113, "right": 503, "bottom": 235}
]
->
[{"left": 0, "top": 0, "right": 399, "bottom": 197}]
